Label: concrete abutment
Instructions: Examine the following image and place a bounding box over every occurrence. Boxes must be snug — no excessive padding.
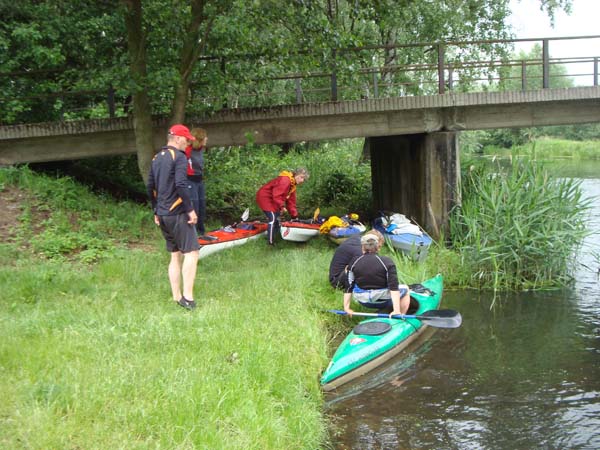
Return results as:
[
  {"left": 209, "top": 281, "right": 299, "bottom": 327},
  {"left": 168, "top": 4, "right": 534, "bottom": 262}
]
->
[{"left": 368, "top": 132, "right": 460, "bottom": 239}]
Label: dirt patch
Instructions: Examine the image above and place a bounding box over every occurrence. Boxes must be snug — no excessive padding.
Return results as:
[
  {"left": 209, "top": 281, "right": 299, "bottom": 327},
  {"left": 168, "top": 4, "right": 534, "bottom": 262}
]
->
[
  {"left": 0, "top": 185, "right": 153, "bottom": 254},
  {"left": 0, "top": 185, "right": 30, "bottom": 243}
]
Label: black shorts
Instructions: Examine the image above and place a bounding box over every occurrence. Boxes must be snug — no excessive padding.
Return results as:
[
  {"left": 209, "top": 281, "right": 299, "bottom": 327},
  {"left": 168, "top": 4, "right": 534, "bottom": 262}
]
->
[{"left": 158, "top": 213, "right": 199, "bottom": 253}]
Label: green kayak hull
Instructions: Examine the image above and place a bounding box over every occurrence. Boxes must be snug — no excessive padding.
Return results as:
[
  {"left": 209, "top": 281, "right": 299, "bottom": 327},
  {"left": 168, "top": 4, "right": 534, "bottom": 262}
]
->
[{"left": 321, "top": 274, "right": 443, "bottom": 391}]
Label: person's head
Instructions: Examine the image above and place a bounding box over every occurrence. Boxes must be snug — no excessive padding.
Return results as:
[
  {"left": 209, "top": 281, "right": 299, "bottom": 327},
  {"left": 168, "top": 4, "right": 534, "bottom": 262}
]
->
[
  {"left": 191, "top": 127, "right": 208, "bottom": 149},
  {"left": 167, "top": 124, "right": 196, "bottom": 150},
  {"left": 360, "top": 230, "right": 384, "bottom": 254},
  {"left": 293, "top": 167, "right": 310, "bottom": 185}
]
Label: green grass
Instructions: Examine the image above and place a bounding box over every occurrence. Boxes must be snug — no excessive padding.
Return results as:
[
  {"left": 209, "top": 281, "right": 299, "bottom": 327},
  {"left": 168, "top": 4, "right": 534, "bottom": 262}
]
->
[
  {"left": 518, "top": 137, "right": 600, "bottom": 160},
  {"left": 0, "top": 150, "right": 590, "bottom": 447},
  {"left": 0, "top": 165, "right": 453, "bottom": 449},
  {"left": 480, "top": 137, "right": 600, "bottom": 160},
  {"left": 0, "top": 242, "right": 333, "bottom": 449}
]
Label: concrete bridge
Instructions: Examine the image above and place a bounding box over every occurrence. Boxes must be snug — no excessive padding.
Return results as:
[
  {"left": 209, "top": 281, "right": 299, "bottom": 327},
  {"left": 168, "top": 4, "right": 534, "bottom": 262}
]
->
[
  {"left": 2, "top": 34, "right": 599, "bottom": 237},
  {"left": 1, "top": 86, "right": 599, "bottom": 237},
  {"left": 2, "top": 87, "right": 599, "bottom": 162}
]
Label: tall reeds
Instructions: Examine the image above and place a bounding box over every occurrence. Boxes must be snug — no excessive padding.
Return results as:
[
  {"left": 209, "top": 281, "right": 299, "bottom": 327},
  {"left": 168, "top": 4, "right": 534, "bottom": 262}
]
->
[{"left": 449, "top": 157, "right": 590, "bottom": 290}]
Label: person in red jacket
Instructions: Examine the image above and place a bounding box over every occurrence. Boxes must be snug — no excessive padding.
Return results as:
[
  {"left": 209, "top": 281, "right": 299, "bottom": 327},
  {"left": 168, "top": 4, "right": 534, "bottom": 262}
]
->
[{"left": 256, "top": 167, "right": 309, "bottom": 245}]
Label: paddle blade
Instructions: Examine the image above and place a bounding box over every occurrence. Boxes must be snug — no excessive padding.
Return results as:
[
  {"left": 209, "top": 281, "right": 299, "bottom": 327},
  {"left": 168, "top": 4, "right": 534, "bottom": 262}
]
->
[
  {"left": 241, "top": 208, "right": 250, "bottom": 222},
  {"left": 327, "top": 309, "right": 462, "bottom": 329},
  {"left": 313, "top": 207, "right": 320, "bottom": 222},
  {"left": 417, "top": 309, "right": 462, "bottom": 328}
]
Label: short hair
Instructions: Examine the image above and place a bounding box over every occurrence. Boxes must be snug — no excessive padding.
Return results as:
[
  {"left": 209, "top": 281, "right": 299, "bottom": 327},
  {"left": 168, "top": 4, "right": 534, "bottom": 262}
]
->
[
  {"left": 361, "top": 231, "right": 384, "bottom": 253},
  {"left": 293, "top": 167, "right": 310, "bottom": 180}
]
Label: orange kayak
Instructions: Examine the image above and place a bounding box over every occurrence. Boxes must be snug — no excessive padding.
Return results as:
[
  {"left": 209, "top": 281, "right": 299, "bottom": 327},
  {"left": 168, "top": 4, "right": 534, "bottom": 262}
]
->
[{"left": 198, "top": 221, "right": 268, "bottom": 257}]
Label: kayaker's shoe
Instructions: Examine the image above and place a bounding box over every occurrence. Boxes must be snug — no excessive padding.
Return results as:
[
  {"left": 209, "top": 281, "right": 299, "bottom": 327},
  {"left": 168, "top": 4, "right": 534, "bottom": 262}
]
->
[{"left": 177, "top": 297, "right": 196, "bottom": 310}]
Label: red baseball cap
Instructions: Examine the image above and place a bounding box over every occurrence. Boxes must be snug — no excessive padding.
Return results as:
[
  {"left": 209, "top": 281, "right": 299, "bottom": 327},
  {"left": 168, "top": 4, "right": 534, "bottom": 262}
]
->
[{"left": 169, "top": 124, "right": 196, "bottom": 140}]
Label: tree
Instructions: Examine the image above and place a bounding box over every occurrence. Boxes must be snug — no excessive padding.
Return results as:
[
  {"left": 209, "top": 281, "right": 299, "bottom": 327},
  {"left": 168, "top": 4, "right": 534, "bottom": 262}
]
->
[
  {"left": 120, "top": 0, "right": 232, "bottom": 180},
  {"left": 481, "top": 44, "right": 575, "bottom": 148},
  {"left": 1, "top": 0, "right": 573, "bottom": 179}
]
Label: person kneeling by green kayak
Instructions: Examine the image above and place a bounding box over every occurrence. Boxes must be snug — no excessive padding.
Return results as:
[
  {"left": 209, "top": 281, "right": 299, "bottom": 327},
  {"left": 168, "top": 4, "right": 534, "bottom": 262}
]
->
[{"left": 343, "top": 232, "right": 411, "bottom": 317}]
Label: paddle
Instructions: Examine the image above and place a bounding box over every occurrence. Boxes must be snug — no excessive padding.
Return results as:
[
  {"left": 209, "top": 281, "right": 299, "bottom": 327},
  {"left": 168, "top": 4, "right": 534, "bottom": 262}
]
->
[
  {"left": 231, "top": 208, "right": 250, "bottom": 227},
  {"left": 312, "top": 207, "right": 320, "bottom": 223},
  {"left": 327, "top": 309, "right": 462, "bottom": 329},
  {"left": 288, "top": 207, "right": 321, "bottom": 224}
]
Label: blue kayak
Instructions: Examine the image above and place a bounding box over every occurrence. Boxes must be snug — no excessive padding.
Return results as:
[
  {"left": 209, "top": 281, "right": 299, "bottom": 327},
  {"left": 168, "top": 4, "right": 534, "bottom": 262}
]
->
[{"left": 373, "top": 217, "right": 432, "bottom": 262}]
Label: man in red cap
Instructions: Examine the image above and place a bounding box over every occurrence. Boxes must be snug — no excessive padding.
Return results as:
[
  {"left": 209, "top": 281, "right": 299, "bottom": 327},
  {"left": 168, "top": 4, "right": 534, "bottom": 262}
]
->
[{"left": 146, "top": 124, "right": 200, "bottom": 310}]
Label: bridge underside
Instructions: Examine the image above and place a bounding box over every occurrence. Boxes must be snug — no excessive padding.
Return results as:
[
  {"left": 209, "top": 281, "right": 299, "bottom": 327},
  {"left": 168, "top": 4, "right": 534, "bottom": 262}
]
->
[
  {"left": 1, "top": 87, "right": 599, "bottom": 165},
  {"left": 368, "top": 133, "right": 460, "bottom": 239}
]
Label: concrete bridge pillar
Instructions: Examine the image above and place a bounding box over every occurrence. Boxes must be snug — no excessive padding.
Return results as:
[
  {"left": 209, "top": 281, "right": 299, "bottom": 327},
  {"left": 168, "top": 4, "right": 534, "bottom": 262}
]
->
[{"left": 367, "top": 132, "right": 461, "bottom": 239}]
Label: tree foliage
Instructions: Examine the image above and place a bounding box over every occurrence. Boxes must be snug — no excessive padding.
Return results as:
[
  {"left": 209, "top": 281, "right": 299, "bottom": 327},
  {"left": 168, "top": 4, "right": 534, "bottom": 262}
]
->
[{"left": 0, "top": 0, "right": 573, "bottom": 176}]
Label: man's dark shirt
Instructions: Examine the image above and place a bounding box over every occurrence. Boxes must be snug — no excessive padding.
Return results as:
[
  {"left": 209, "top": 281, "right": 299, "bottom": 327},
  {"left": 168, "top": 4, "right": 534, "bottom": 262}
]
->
[
  {"left": 147, "top": 146, "right": 193, "bottom": 216},
  {"left": 344, "top": 253, "right": 399, "bottom": 293},
  {"left": 328, "top": 234, "right": 362, "bottom": 284}
]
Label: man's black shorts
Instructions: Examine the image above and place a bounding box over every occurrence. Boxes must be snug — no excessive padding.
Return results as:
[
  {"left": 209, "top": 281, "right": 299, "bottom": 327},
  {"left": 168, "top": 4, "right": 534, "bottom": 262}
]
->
[{"left": 158, "top": 213, "right": 199, "bottom": 253}]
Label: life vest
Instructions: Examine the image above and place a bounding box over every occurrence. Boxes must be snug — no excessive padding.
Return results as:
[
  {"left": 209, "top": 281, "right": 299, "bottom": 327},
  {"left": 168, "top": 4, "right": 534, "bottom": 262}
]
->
[
  {"left": 279, "top": 170, "right": 296, "bottom": 198},
  {"left": 319, "top": 215, "right": 348, "bottom": 234}
]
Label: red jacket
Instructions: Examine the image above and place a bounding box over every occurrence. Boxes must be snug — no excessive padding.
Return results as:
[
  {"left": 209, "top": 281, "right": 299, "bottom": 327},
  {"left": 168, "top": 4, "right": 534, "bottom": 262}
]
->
[
  {"left": 184, "top": 144, "right": 205, "bottom": 181},
  {"left": 255, "top": 171, "right": 298, "bottom": 218}
]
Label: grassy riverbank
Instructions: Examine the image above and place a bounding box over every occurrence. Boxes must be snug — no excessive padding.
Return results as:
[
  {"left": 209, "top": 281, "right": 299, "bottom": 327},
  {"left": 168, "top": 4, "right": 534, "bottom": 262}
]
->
[
  {"left": 1, "top": 142, "right": 590, "bottom": 446},
  {"left": 0, "top": 167, "right": 458, "bottom": 448}
]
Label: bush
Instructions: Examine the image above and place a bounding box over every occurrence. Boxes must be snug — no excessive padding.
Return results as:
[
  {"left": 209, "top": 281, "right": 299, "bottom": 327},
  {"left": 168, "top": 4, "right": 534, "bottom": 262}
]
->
[
  {"left": 204, "top": 139, "right": 372, "bottom": 220},
  {"left": 449, "top": 157, "right": 589, "bottom": 289}
]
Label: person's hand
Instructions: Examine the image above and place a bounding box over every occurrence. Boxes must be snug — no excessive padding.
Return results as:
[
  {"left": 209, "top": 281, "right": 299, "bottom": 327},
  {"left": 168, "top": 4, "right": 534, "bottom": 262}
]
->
[
  {"left": 281, "top": 207, "right": 288, "bottom": 214},
  {"left": 344, "top": 308, "right": 354, "bottom": 317},
  {"left": 153, "top": 214, "right": 160, "bottom": 226},
  {"left": 389, "top": 310, "right": 403, "bottom": 318},
  {"left": 188, "top": 210, "right": 198, "bottom": 224}
]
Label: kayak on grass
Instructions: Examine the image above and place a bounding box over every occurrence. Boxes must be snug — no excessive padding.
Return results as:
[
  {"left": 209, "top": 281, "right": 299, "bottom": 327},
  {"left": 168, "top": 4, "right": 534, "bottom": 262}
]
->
[
  {"left": 328, "top": 221, "right": 367, "bottom": 245},
  {"left": 373, "top": 214, "right": 432, "bottom": 262},
  {"left": 198, "top": 221, "right": 267, "bottom": 258},
  {"left": 280, "top": 220, "right": 321, "bottom": 242},
  {"left": 320, "top": 274, "right": 444, "bottom": 391}
]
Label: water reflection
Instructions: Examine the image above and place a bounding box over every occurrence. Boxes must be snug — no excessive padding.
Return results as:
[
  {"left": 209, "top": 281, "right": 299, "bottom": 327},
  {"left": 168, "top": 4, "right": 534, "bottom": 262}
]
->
[{"left": 327, "top": 173, "right": 600, "bottom": 449}]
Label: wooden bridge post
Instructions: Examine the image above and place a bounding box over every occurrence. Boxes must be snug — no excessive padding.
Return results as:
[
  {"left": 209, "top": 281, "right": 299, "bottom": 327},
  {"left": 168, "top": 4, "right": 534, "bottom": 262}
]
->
[
  {"left": 437, "top": 44, "right": 445, "bottom": 94},
  {"left": 543, "top": 39, "right": 550, "bottom": 88},
  {"left": 368, "top": 132, "right": 460, "bottom": 239}
]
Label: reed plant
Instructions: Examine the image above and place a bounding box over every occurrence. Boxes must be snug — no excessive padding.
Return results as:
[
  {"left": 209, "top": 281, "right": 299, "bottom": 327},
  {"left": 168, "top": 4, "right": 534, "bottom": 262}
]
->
[{"left": 449, "top": 157, "right": 590, "bottom": 290}]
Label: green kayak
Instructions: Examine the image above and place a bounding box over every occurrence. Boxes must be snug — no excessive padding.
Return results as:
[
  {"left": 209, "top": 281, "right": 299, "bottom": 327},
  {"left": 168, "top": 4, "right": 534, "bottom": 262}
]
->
[{"left": 321, "top": 274, "right": 444, "bottom": 391}]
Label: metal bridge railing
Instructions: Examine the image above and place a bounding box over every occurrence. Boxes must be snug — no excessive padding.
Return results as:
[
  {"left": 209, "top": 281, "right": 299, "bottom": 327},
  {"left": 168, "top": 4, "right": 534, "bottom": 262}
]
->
[{"left": 2, "top": 35, "right": 599, "bottom": 125}]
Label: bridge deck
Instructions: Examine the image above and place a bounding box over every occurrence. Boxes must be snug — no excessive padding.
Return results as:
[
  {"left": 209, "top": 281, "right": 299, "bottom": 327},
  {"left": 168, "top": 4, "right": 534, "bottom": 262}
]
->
[{"left": 1, "top": 86, "right": 599, "bottom": 164}]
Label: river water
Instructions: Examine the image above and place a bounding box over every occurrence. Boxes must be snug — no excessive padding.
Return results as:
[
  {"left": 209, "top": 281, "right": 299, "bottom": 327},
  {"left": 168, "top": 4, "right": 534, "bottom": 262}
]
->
[{"left": 326, "top": 164, "right": 600, "bottom": 449}]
